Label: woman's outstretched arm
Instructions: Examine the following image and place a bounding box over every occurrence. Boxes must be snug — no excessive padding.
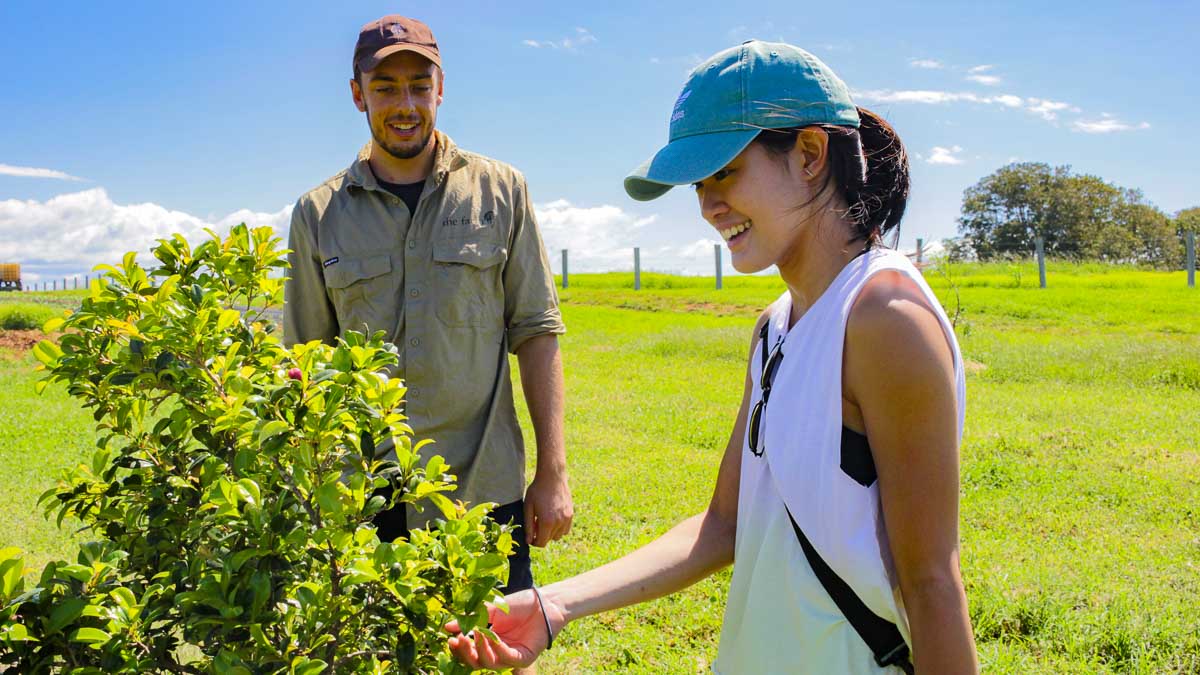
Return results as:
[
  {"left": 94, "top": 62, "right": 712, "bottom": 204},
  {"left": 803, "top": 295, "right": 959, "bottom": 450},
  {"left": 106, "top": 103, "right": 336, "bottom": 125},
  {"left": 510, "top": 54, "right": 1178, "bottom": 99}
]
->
[{"left": 445, "top": 311, "right": 768, "bottom": 671}]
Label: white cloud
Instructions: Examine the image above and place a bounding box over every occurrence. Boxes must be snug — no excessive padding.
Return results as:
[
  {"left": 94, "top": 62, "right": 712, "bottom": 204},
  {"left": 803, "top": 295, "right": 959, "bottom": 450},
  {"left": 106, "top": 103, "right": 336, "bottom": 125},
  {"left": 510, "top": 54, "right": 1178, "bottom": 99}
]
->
[
  {"left": 854, "top": 89, "right": 1022, "bottom": 107},
  {"left": 855, "top": 89, "right": 969, "bottom": 104},
  {"left": 968, "top": 65, "right": 995, "bottom": 74},
  {"left": 671, "top": 238, "right": 723, "bottom": 259},
  {"left": 1025, "top": 97, "right": 1081, "bottom": 121},
  {"left": 1071, "top": 116, "right": 1151, "bottom": 134},
  {"left": 0, "top": 163, "right": 84, "bottom": 181},
  {"left": 521, "top": 27, "right": 597, "bottom": 51},
  {"left": 0, "top": 188, "right": 292, "bottom": 282},
  {"left": 966, "top": 74, "right": 1002, "bottom": 86},
  {"left": 856, "top": 89, "right": 1111, "bottom": 126},
  {"left": 909, "top": 58, "right": 944, "bottom": 69},
  {"left": 534, "top": 199, "right": 655, "bottom": 272},
  {"left": 927, "top": 146, "right": 965, "bottom": 165}
]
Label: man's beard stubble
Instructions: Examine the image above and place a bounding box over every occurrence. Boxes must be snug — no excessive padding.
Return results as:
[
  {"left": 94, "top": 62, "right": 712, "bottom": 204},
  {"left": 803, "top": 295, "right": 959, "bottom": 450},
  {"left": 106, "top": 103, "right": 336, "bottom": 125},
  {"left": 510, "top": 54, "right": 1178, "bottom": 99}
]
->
[{"left": 367, "top": 106, "right": 433, "bottom": 161}]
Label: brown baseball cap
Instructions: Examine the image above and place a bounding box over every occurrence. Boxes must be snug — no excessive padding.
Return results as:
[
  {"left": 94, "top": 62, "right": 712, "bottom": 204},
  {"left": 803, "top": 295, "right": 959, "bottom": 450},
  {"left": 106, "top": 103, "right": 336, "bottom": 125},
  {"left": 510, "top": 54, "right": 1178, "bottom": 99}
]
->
[{"left": 353, "top": 15, "right": 441, "bottom": 75}]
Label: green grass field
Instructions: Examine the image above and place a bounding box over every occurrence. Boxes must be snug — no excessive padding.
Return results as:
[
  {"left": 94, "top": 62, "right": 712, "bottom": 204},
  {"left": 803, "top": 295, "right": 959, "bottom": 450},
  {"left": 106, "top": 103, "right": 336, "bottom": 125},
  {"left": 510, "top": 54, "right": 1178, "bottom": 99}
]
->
[{"left": 1, "top": 260, "right": 1198, "bottom": 673}]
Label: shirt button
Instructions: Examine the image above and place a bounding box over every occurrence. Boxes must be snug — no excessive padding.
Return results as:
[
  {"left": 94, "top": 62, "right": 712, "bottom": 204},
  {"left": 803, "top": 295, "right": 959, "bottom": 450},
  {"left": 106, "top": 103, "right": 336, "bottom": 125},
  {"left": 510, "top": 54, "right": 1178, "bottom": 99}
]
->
[
  {"left": 410, "top": 337, "right": 420, "bottom": 347},
  {"left": 409, "top": 288, "right": 419, "bottom": 298},
  {"left": 407, "top": 240, "right": 417, "bottom": 249}
]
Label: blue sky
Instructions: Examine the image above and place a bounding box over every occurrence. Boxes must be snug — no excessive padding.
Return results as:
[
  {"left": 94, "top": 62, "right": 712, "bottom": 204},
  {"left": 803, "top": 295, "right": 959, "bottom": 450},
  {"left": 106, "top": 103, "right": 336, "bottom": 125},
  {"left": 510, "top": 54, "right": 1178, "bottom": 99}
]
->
[{"left": 2, "top": 1, "right": 1198, "bottom": 280}]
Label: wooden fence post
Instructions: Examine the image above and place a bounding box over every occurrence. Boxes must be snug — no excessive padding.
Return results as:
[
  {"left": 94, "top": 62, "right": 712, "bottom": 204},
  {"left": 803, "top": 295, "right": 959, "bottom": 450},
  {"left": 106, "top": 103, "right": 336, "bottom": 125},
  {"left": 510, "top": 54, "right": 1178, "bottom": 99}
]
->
[
  {"left": 1035, "top": 237, "right": 1047, "bottom": 288},
  {"left": 715, "top": 244, "right": 723, "bottom": 290},
  {"left": 634, "top": 248, "right": 641, "bottom": 290},
  {"left": 561, "top": 250, "right": 569, "bottom": 289},
  {"left": 916, "top": 238, "right": 924, "bottom": 264},
  {"left": 1187, "top": 231, "right": 1195, "bottom": 288}
]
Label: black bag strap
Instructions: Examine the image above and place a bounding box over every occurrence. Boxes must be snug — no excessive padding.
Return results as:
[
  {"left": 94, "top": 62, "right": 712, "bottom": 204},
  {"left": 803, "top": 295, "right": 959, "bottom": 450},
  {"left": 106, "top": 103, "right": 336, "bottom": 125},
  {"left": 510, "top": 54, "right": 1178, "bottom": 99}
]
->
[{"left": 784, "top": 505, "right": 915, "bottom": 674}]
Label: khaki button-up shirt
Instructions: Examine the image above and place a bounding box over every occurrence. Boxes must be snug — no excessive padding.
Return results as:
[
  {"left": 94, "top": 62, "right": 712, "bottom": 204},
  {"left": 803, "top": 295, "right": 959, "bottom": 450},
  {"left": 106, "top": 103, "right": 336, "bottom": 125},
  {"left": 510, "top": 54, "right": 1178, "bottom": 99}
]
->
[{"left": 284, "top": 132, "right": 565, "bottom": 527}]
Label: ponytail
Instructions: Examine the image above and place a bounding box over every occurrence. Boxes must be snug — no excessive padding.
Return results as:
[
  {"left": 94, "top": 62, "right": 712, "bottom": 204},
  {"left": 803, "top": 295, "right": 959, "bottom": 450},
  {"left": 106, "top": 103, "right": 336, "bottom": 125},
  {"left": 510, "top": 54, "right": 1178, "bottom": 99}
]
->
[{"left": 848, "top": 107, "right": 909, "bottom": 246}]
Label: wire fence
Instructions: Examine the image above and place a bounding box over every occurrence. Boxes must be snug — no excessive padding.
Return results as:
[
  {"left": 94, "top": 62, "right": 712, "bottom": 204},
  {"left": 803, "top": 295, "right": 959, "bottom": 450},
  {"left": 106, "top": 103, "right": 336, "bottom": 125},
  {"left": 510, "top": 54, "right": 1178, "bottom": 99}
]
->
[{"left": 2, "top": 232, "right": 1196, "bottom": 294}]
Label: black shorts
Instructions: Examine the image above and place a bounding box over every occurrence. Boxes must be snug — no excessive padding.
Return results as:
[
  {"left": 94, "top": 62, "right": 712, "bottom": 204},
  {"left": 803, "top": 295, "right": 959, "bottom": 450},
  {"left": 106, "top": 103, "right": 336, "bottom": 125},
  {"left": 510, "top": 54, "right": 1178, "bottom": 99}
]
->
[{"left": 373, "top": 492, "right": 533, "bottom": 594}]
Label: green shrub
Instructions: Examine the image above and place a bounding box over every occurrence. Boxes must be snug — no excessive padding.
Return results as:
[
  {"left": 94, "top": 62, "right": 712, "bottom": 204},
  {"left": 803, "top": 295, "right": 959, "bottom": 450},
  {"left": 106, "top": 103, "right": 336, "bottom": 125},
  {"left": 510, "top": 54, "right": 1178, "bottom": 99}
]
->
[
  {"left": 0, "top": 303, "right": 59, "bottom": 331},
  {"left": 0, "top": 225, "right": 507, "bottom": 673}
]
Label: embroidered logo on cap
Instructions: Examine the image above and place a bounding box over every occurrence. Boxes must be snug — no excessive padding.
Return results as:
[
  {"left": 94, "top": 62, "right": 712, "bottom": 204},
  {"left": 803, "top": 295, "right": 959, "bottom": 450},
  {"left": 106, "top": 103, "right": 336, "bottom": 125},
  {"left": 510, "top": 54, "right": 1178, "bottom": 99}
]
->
[
  {"left": 322, "top": 257, "right": 339, "bottom": 268},
  {"left": 671, "top": 90, "right": 692, "bottom": 123},
  {"left": 387, "top": 23, "right": 407, "bottom": 40}
]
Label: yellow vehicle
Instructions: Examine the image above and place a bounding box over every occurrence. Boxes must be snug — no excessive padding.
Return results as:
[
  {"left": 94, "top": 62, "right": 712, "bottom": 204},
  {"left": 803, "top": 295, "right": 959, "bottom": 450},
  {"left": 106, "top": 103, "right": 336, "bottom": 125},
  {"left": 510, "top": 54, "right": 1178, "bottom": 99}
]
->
[{"left": 0, "top": 263, "right": 21, "bottom": 292}]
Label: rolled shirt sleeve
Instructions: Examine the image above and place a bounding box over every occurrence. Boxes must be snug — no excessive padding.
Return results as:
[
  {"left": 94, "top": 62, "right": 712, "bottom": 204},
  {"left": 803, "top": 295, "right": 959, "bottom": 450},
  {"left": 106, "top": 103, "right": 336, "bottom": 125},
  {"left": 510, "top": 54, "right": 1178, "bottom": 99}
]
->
[
  {"left": 283, "top": 199, "right": 339, "bottom": 347},
  {"left": 503, "top": 175, "right": 566, "bottom": 353}
]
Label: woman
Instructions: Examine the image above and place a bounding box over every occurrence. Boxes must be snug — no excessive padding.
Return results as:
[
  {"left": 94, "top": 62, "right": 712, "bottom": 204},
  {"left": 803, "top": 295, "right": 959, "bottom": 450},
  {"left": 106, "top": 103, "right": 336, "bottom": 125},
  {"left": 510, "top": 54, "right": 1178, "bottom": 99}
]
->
[{"left": 446, "top": 40, "right": 978, "bottom": 673}]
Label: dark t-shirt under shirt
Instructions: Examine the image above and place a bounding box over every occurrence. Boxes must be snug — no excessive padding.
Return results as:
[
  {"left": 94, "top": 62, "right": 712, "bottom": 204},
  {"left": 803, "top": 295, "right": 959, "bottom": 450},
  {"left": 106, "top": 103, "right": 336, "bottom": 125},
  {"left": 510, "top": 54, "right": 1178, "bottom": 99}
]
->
[{"left": 377, "top": 179, "right": 424, "bottom": 216}]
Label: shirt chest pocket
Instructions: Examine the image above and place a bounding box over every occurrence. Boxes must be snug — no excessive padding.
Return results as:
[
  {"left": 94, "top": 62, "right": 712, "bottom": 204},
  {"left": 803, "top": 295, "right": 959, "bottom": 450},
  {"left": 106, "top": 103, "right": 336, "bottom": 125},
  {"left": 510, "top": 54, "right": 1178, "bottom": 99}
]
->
[
  {"left": 323, "top": 254, "right": 397, "bottom": 335},
  {"left": 432, "top": 237, "right": 507, "bottom": 329}
]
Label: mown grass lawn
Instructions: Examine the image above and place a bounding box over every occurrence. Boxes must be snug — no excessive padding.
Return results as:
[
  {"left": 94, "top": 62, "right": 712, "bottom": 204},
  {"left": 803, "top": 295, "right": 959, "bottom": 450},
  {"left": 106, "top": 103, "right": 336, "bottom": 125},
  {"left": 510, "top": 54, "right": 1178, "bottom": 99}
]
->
[{"left": 1, "top": 260, "right": 1197, "bottom": 673}]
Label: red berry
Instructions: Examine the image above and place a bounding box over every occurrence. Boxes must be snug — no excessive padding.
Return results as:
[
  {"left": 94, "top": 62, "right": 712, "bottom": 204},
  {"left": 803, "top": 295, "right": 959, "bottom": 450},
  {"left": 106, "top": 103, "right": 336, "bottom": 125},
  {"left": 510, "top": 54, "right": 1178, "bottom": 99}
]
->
[{"left": 287, "top": 368, "right": 302, "bottom": 381}]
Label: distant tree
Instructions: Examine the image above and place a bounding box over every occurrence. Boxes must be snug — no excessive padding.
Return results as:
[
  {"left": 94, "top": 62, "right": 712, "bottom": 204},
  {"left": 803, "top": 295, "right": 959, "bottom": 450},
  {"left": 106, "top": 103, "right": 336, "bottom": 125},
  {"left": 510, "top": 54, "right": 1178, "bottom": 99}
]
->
[
  {"left": 1176, "top": 207, "right": 1200, "bottom": 234},
  {"left": 941, "top": 237, "right": 976, "bottom": 263},
  {"left": 958, "top": 163, "right": 1180, "bottom": 266},
  {"left": 1118, "top": 194, "right": 1180, "bottom": 268},
  {"left": 959, "top": 163, "right": 1061, "bottom": 259}
]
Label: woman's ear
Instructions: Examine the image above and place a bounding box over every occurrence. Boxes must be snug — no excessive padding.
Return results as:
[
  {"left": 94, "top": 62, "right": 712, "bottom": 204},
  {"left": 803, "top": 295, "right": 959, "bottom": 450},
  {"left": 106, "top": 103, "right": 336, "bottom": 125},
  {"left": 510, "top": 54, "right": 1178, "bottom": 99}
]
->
[{"left": 791, "top": 127, "right": 830, "bottom": 180}]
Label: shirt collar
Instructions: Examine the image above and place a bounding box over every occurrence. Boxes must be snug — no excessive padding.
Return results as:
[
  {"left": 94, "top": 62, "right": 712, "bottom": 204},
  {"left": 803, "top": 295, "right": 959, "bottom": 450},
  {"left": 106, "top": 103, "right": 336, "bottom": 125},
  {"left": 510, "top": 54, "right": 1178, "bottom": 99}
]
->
[{"left": 345, "top": 130, "right": 468, "bottom": 190}]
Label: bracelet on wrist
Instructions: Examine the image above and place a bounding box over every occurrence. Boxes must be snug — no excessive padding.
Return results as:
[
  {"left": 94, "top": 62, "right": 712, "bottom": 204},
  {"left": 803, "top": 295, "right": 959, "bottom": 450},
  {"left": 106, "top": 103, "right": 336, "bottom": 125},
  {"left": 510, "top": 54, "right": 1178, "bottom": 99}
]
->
[{"left": 530, "top": 584, "right": 555, "bottom": 650}]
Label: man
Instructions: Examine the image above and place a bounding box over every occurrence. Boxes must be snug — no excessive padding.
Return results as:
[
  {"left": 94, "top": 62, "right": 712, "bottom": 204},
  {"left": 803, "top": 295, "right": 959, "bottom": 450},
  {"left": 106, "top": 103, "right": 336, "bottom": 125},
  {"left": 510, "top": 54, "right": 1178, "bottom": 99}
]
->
[{"left": 283, "top": 15, "right": 573, "bottom": 606}]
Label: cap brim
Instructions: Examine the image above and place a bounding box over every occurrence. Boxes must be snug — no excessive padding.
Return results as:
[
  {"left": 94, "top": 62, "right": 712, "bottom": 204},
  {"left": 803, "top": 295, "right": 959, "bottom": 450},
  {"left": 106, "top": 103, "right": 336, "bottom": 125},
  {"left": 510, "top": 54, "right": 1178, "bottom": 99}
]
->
[
  {"left": 623, "top": 129, "right": 759, "bottom": 201},
  {"left": 359, "top": 44, "right": 442, "bottom": 71}
]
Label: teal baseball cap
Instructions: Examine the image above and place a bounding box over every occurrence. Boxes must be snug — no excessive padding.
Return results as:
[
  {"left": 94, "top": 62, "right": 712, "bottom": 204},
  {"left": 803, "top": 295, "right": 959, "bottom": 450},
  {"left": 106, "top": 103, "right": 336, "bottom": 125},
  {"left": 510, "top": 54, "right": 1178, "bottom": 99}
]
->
[{"left": 624, "top": 40, "right": 860, "bottom": 201}]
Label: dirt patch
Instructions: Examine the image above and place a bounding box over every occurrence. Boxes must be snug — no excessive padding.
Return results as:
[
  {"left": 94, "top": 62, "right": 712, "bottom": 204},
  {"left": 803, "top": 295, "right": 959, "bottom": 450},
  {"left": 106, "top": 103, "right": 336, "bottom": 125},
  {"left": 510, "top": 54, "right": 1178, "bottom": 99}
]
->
[
  {"left": 681, "top": 301, "right": 754, "bottom": 316},
  {"left": 964, "top": 359, "right": 988, "bottom": 375},
  {"left": 0, "top": 329, "right": 48, "bottom": 358}
]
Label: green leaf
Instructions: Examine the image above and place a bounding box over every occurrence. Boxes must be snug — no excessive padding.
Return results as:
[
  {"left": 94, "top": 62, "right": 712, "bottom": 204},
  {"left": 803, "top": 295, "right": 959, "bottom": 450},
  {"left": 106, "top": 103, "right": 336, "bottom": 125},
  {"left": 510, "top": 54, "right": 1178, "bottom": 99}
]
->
[
  {"left": 56, "top": 563, "right": 94, "bottom": 583},
  {"left": 229, "top": 549, "right": 259, "bottom": 572},
  {"left": 109, "top": 587, "right": 137, "bottom": 611},
  {"left": 428, "top": 492, "right": 458, "bottom": 520},
  {"left": 424, "top": 454, "right": 448, "bottom": 478},
  {"left": 250, "top": 623, "right": 271, "bottom": 650},
  {"left": 291, "top": 658, "right": 328, "bottom": 675},
  {"left": 216, "top": 308, "right": 241, "bottom": 332},
  {"left": 0, "top": 550, "right": 24, "bottom": 598},
  {"left": 32, "top": 340, "right": 63, "bottom": 367},
  {"left": 0, "top": 623, "right": 34, "bottom": 642},
  {"left": 68, "top": 624, "right": 111, "bottom": 643},
  {"left": 257, "top": 420, "right": 290, "bottom": 443},
  {"left": 47, "top": 598, "right": 88, "bottom": 633},
  {"left": 214, "top": 648, "right": 253, "bottom": 674},
  {"left": 316, "top": 480, "right": 343, "bottom": 516},
  {"left": 237, "top": 478, "right": 262, "bottom": 508}
]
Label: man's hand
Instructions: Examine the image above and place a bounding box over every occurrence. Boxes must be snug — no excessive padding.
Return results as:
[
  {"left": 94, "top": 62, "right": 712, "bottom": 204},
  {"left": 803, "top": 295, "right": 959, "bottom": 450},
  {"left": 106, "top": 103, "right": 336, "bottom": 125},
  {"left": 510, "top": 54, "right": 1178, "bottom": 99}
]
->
[
  {"left": 523, "top": 471, "right": 573, "bottom": 547},
  {"left": 515, "top": 334, "right": 571, "bottom": 548}
]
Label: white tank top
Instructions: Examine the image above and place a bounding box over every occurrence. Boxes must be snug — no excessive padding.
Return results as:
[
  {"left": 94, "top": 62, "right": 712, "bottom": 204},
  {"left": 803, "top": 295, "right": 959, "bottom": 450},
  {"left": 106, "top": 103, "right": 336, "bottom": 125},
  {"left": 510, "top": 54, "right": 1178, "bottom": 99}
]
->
[{"left": 713, "top": 248, "right": 966, "bottom": 674}]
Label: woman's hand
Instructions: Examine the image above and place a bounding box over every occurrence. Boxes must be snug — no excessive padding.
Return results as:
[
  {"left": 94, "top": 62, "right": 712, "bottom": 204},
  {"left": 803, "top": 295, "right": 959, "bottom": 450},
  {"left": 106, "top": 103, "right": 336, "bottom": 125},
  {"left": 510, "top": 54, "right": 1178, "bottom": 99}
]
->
[{"left": 444, "top": 589, "right": 566, "bottom": 670}]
